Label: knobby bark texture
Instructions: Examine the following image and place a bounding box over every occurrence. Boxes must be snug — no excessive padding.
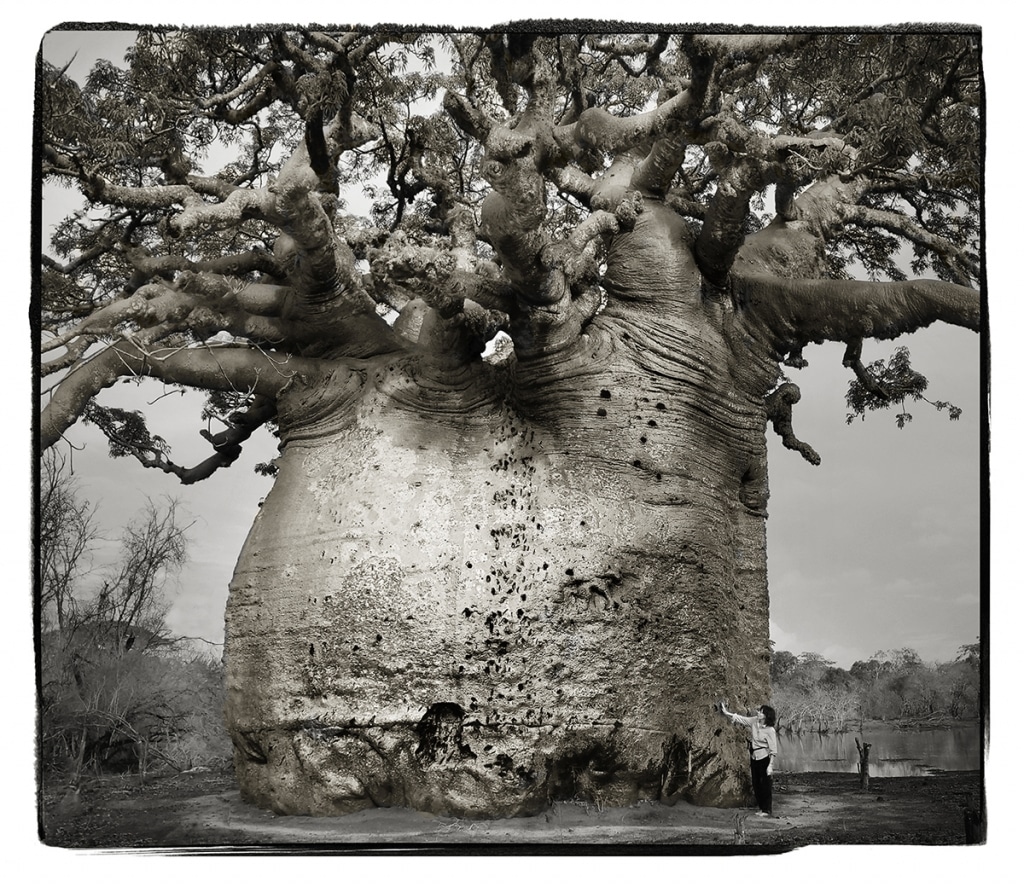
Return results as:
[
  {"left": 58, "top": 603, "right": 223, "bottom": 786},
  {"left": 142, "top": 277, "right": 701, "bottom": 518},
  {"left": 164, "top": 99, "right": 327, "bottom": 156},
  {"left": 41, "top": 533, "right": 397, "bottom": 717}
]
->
[{"left": 38, "top": 28, "right": 982, "bottom": 817}]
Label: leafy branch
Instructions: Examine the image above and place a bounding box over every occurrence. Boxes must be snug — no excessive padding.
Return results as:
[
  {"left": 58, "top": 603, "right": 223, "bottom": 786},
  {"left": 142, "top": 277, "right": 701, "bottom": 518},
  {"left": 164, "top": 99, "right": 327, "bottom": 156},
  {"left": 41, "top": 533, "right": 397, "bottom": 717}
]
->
[{"left": 844, "top": 344, "right": 962, "bottom": 427}]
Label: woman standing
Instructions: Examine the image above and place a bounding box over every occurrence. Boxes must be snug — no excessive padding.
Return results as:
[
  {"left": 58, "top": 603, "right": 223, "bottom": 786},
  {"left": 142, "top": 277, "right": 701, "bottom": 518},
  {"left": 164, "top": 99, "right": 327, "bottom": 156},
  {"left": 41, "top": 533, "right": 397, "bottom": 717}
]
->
[{"left": 719, "top": 701, "right": 778, "bottom": 817}]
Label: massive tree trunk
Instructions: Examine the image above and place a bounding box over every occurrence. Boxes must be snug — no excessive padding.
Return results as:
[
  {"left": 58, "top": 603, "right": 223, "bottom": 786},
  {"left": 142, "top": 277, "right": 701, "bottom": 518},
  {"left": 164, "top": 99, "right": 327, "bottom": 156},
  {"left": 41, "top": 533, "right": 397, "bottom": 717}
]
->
[
  {"left": 224, "top": 203, "right": 778, "bottom": 816},
  {"left": 39, "top": 29, "right": 981, "bottom": 820}
]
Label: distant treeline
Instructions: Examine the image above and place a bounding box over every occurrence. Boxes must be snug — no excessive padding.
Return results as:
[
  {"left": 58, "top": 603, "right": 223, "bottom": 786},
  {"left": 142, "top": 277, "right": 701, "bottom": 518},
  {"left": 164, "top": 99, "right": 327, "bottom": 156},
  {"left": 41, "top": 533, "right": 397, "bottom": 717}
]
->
[{"left": 770, "top": 643, "right": 981, "bottom": 734}]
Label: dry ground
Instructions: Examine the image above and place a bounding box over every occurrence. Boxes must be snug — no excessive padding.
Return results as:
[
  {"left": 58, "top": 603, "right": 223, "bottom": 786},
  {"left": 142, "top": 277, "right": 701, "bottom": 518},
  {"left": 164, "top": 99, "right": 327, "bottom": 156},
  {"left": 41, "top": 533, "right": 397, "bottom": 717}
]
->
[{"left": 37, "top": 767, "right": 984, "bottom": 852}]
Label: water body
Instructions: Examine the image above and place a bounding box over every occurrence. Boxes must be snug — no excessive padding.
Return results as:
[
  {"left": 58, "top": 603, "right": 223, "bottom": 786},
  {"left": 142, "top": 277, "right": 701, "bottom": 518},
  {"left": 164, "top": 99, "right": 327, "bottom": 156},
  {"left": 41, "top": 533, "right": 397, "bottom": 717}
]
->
[{"left": 777, "top": 724, "right": 982, "bottom": 777}]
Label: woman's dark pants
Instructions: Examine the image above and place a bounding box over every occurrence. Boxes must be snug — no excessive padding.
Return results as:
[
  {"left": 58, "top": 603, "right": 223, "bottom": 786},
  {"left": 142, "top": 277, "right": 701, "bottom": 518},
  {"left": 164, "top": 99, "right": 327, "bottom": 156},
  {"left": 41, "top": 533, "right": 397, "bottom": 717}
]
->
[{"left": 750, "top": 757, "right": 773, "bottom": 814}]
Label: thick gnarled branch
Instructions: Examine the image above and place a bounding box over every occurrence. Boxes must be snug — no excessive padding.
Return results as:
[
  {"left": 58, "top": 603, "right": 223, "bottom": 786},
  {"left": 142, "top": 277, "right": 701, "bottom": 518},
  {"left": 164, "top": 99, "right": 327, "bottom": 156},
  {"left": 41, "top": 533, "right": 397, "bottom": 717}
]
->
[
  {"left": 737, "top": 273, "right": 981, "bottom": 357},
  {"left": 40, "top": 342, "right": 323, "bottom": 451},
  {"left": 572, "top": 90, "right": 695, "bottom": 157},
  {"left": 765, "top": 382, "right": 821, "bottom": 465}
]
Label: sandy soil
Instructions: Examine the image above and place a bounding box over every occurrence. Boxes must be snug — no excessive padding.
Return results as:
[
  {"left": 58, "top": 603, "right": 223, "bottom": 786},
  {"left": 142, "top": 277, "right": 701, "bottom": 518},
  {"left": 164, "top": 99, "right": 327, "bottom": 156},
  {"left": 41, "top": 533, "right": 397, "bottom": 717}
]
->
[{"left": 37, "top": 767, "right": 984, "bottom": 851}]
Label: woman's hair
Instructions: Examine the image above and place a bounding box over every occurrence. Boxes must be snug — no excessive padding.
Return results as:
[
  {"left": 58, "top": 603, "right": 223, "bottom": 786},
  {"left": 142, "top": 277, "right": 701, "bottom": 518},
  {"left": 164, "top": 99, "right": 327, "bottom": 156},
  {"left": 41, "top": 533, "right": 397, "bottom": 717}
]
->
[{"left": 759, "top": 705, "right": 777, "bottom": 727}]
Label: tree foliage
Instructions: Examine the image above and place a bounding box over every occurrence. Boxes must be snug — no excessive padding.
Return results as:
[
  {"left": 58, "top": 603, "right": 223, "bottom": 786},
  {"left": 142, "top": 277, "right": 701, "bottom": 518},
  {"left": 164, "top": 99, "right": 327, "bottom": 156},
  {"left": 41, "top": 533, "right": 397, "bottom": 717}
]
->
[
  {"left": 39, "top": 27, "right": 982, "bottom": 473},
  {"left": 771, "top": 644, "right": 982, "bottom": 732},
  {"left": 844, "top": 344, "right": 963, "bottom": 427},
  {"left": 38, "top": 460, "right": 230, "bottom": 781}
]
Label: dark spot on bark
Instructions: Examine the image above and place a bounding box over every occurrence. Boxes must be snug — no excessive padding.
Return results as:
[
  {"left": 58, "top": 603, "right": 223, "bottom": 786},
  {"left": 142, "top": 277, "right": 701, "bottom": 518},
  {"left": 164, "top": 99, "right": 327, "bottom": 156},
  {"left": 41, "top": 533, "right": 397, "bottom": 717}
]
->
[
  {"left": 640, "top": 436, "right": 647, "bottom": 443},
  {"left": 566, "top": 568, "right": 574, "bottom": 576},
  {"left": 656, "top": 402, "right": 666, "bottom": 410},
  {"left": 466, "top": 561, "right": 473, "bottom": 568},
  {"left": 600, "top": 389, "right": 611, "bottom": 399},
  {"left": 596, "top": 408, "right": 607, "bottom": 417},
  {"left": 309, "top": 643, "right": 314, "bottom": 657},
  {"left": 648, "top": 419, "right": 657, "bottom": 427},
  {"left": 415, "top": 702, "right": 475, "bottom": 763},
  {"left": 633, "top": 460, "right": 642, "bottom": 468},
  {"left": 547, "top": 662, "right": 567, "bottom": 679}
]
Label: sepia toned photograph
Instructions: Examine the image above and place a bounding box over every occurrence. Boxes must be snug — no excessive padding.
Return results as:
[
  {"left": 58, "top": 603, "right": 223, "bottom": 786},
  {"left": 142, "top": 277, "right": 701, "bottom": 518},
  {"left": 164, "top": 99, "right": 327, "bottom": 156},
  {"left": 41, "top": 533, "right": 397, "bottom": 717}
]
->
[{"left": 34, "top": 19, "right": 985, "bottom": 852}]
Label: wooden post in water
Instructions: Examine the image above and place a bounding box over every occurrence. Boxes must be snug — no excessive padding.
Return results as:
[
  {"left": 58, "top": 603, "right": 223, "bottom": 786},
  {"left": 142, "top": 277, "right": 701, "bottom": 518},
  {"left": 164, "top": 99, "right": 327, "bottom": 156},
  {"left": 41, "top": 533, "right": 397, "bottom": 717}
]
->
[{"left": 855, "top": 737, "right": 871, "bottom": 790}]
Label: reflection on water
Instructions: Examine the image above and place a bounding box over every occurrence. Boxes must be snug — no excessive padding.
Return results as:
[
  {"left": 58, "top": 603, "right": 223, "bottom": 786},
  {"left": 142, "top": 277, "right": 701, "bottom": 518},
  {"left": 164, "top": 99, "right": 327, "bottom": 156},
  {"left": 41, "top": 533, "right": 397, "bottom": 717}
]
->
[{"left": 777, "top": 724, "right": 982, "bottom": 776}]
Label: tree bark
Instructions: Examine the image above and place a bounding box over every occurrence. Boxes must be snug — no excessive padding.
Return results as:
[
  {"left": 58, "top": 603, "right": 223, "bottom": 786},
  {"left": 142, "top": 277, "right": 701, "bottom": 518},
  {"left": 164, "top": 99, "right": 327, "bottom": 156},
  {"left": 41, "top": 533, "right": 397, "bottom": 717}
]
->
[{"left": 224, "top": 204, "right": 778, "bottom": 816}]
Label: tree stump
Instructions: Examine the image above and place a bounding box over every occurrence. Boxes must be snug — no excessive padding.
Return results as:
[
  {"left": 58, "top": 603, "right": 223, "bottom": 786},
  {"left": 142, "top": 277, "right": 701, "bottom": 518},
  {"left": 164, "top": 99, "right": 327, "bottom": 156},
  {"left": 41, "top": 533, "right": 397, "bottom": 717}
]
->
[{"left": 855, "top": 737, "right": 871, "bottom": 790}]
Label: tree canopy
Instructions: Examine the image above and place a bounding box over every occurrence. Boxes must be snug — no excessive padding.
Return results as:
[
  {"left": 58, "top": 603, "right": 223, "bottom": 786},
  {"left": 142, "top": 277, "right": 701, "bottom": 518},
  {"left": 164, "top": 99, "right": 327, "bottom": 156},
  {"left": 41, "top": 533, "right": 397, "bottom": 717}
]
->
[
  {"left": 39, "top": 27, "right": 981, "bottom": 475},
  {"left": 771, "top": 644, "right": 982, "bottom": 730}
]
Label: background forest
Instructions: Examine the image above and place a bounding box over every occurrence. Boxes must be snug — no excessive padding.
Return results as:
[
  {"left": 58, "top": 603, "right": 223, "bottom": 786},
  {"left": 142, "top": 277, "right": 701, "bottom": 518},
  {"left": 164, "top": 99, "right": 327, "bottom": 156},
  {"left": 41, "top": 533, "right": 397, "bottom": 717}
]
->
[
  {"left": 769, "top": 643, "right": 981, "bottom": 735},
  {"left": 38, "top": 452, "right": 232, "bottom": 785}
]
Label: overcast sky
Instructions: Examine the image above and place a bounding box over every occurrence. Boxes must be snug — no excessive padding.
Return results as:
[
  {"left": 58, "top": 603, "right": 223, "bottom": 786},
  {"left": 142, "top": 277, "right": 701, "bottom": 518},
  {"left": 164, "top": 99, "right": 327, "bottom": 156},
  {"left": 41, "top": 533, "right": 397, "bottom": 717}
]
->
[{"left": 38, "top": 25, "right": 983, "bottom": 671}]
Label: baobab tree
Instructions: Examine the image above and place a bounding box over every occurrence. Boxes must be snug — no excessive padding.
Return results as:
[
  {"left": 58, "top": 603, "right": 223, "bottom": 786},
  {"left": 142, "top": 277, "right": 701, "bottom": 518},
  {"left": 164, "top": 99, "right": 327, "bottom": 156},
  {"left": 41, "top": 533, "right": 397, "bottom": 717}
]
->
[{"left": 38, "top": 27, "right": 981, "bottom": 816}]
